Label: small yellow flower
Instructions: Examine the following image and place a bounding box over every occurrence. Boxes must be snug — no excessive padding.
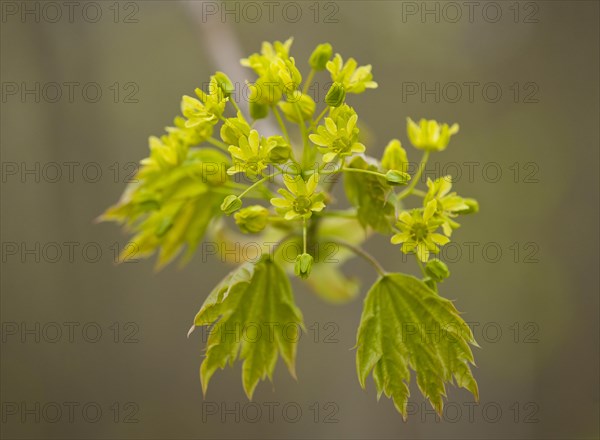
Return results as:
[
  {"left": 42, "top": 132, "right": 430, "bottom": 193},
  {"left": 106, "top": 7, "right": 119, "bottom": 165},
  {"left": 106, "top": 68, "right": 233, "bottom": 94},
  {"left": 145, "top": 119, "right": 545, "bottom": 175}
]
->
[
  {"left": 181, "top": 77, "right": 227, "bottom": 128},
  {"left": 227, "top": 130, "right": 268, "bottom": 177},
  {"left": 270, "top": 174, "right": 326, "bottom": 220},
  {"left": 139, "top": 134, "right": 187, "bottom": 178},
  {"left": 406, "top": 118, "right": 459, "bottom": 152},
  {"left": 309, "top": 105, "right": 365, "bottom": 163},
  {"left": 424, "top": 176, "right": 470, "bottom": 236},
  {"left": 391, "top": 201, "right": 449, "bottom": 262},
  {"left": 326, "top": 54, "right": 378, "bottom": 94},
  {"left": 241, "top": 38, "right": 294, "bottom": 77},
  {"left": 166, "top": 115, "right": 212, "bottom": 147}
]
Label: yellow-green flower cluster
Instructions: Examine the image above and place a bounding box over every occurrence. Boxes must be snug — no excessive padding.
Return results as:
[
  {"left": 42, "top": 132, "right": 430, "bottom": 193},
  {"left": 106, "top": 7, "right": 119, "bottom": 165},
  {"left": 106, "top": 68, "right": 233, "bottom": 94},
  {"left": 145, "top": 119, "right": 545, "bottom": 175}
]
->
[
  {"left": 181, "top": 76, "right": 228, "bottom": 128},
  {"left": 389, "top": 119, "right": 478, "bottom": 262},
  {"left": 137, "top": 134, "right": 188, "bottom": 180},
  {"left": 166, "top": 116, "right": 212, "bottom": 147},
  {"left": 309, "top": 105, "right": 365, "bottom": 162},
  {"left": 242, "top": 38, "right": 302, "bottom": 113}
]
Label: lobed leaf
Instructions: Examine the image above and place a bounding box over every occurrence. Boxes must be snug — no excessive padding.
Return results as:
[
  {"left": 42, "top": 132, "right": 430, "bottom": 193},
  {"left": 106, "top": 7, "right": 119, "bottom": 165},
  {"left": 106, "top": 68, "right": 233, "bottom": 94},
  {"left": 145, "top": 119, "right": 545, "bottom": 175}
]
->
[
  {"left": 192, "top": 256, "right": 304, "bottom": 399},
  {"left": 356, "top": 273, "right": 478, "bottom": 419},
  {"left": 101, "top": 149, "right": 229, "bottom": 268}
]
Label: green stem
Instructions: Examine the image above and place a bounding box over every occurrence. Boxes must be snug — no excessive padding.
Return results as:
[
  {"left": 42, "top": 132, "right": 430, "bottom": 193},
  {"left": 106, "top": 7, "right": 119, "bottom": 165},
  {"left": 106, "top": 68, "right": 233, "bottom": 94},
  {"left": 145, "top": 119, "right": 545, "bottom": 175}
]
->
[
  {"left": 318, "top": 210, "right": 357, "bottom": 219},
  {"left": 272, "top": 106, "right": 290, "bottom": 144},
  {"left": 276, "top": 164, "right": 304, "bottom": 177},
  {"left": 295, "top": 102, "right": 315, "bottom": 171},
  {"left": 330, "top": 239, "right": 386, "bottom": 277},
  {"left": 332, "top": 167, "right": 387, "bottom": 179},
  {"left": 312, "top": 154, "right": 346, "bottom": 175},
  {"left": 302, "top": 218, "right": 308, "bottom": 254},
  {"left": 416, "top": 257, "right": 426, "bottom": 275},
  {"left": 398, "top": 151, "right": 430, "bottom": 200},
  {"left": 323, "top": 158, "right": 345, "bottom": 193},
  {"left": 230, "top": 99, "right": 247, "bottom": 123},
  {"left": 206, "top": 137, "right": 229, "bottom": 152},
  {"left": 302, "top": 69, "right": 316, "bottom": 95},
  {"left": 224, "top": 182, "right": 252, "bottom": 191},
  {"left": 311, "top": 106, "right": 329, "bottom": 129},
  {"left": 294, "top": 101, "right": 308, "bottom": 148},
  {"left": 417, "top": 256, "right": 438, "bottom": 292},
  {"left": 238, "top": 171, "right": 282, "bottom": 199}
]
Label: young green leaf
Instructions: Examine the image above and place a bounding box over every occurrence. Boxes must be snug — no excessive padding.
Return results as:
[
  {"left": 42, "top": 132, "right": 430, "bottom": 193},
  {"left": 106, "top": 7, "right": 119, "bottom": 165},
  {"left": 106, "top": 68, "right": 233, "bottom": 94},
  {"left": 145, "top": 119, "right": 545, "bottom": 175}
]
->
[
  {"left": 356, "top": 273, "right": 478, "bottom": 419},
  {"left": 192, "top": 256, "right": 304, "bottom": 399},
  {"left": 101, "top": 148, "right": 229, "bottom": 268},
  {"left": 343, "top": 156, "right": 396, "bottom": 233}
]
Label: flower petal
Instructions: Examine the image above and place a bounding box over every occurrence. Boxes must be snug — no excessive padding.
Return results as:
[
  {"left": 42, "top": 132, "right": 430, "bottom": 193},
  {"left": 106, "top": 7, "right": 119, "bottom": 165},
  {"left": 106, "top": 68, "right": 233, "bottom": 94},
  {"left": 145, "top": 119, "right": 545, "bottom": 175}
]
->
[
  {"left": 398, "top": 211, "right": 413, "bottom": 225},
  {"left": 391, "top": 234, "right": 406, "bottom": 245},
  {"left": 438, "top": 176, "right": 453, "bottom": 197},
  {"left": 270, "top": 198, "right": 291, "bottom": 208},
  {"left": 442, "top": 222, "right": 453, "bottom": 237},
  {"left": 311, "top": 201, "right": 326, "bottom": 212},
  {"left": 309, "top": 134, "right": 330, "bottom": 147},
  {"left": 424, "top": 200, "right": 437, "bottom": 221},
  {"left": 416, "top": 243, "right": 429, "bottom": 262},
  {"left": 402, "top": 241, "right": 417, "bottom": 254},
  {"left": 325, "top": 117, "right": 337, "bottom": 134},
  {"left": 323, "top": 152, "right": 337, "bottom": 163},
  {"left": 351, "top": 142, "right": 366, "bottom": 153},
  {"left": 248, "top": 130, "right": 260, "bottom": 153},
  {"left": 277, "top": 188, "right": 296, "bottom": 201},
  {"left": 282, "top": 174, "right": 299, "bottom": 194},
  {"left": 306, "top": 173, "right": 319, "bottom": 194},
  {"left": 431, "top": 233, "right": 450, "bottom": 246}
]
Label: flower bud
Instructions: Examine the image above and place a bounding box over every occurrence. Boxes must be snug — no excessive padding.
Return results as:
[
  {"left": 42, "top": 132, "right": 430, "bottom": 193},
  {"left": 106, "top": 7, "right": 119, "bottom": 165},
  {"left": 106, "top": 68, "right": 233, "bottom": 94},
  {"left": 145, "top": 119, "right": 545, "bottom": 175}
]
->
[
  {"left": 234, "top": 206, "right": 269, "bottom": 234},
  {"left": 385, "top": 170, "right": 411, "bottom": 186},
  {"left": 294, "top": 253, "right": 314, "bottom": 279},
  {"left": 457, "top": 198, "right": 479, "bottom": 215},
  {"left": 309, "top": 43, "right": 333, "bottom": 71},
  {"left": 220, "top": 195, "right": 242, "bottom": 215},
  {"left": 220, "top": 116, "right": 251, "bottom": 146},
  {"left": 250, "top": 101, "right": 269, "bottom": 120},
  {"left": 250, "top": 78, "right": 282, "bottom": 106},
  {"left": 267, "top": 136, "right": 291, "bottom": 163},
  {"left": 273, "top": 57, "right": 302, "bottom": 90},
  {"left": 425, "top": 260, "right": 450, "bottom": 282},
  {"left": 213, "top": 71, "right": 235, "bottom": 98},
  {"left": 180, "top": 95, "right": 204, "bottom": 126},
  {"left": 325, "top": 82, "right": 346, "bottom": 107},
  {"left": 278, "top": 93, "right": 316, "bottom": 124},
  {"left": 381, "top": 139, "right": 409, "bottom": 173}
]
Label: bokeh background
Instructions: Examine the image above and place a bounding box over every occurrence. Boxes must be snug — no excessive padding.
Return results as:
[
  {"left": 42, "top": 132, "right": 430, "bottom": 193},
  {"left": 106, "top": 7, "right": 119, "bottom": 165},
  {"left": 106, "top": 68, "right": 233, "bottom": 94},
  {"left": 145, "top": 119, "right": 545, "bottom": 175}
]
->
[{"left": 1, "top": 1, "right": 599, "bottom": 439}]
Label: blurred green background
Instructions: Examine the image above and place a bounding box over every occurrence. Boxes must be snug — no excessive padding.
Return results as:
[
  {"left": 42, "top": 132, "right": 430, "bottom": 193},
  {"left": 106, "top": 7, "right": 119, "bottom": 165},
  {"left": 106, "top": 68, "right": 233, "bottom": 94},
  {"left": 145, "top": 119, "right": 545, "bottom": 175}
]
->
[{"left": 1, "top": 1, "right": 598, "bottom": 439}]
